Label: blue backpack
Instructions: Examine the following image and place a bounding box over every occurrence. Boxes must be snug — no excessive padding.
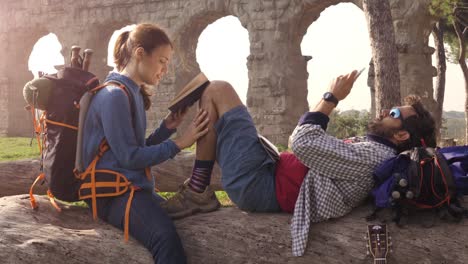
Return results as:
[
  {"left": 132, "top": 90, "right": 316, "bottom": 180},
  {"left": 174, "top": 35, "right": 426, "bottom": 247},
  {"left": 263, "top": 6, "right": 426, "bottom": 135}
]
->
[
  {"left": 371, "top": 146, "right": 467, "bottom": 221},
  {"left": 438, "top": 146, "right": 468, "bottom": 196}
]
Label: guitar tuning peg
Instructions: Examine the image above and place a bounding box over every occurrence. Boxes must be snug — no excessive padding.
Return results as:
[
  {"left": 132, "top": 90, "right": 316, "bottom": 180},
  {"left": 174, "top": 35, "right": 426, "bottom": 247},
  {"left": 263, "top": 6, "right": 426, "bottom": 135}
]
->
[
  {"left": 366, "top": 250, "right": 370, "bottom": 256},
  {"left": 390, "top": 249, "right": 394, "bottom": 253}
]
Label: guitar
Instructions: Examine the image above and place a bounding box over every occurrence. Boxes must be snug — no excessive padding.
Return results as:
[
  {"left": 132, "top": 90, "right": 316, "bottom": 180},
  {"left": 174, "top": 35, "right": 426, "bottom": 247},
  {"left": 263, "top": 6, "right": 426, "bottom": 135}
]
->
[{"left": 366, "top": 224, "right": 392, "bottom": 264}]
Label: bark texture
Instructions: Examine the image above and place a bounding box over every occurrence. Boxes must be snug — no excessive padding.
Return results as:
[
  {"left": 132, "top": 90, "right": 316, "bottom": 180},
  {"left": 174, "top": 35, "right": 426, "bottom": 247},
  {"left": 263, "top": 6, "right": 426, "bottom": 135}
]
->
[
  {"left": 0, "top": 195, "right": 467, "bottom": 264},
  {"left": 367, "top": 59, "right": 376, "bottom": 118},
  {"left": 453, "top": 9, "right": 468, "bottom": 143},
  {"left": 432, "top": 20, "right": 447, "bottom": 142},
  {"left": 363, "top": 0, "right": 401, "bottom": 113}
]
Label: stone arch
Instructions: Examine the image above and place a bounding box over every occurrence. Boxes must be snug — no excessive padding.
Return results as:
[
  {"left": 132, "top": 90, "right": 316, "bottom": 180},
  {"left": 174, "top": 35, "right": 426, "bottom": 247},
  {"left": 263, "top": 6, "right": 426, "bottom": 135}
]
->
[
  {"left": 5, "top": 28, "right": 50, "bottom": 136},
  {"left": 196, "top": 16, "right": 250, "bottom": 103},
  {"left": 295, "top": 0, "right": 437, "bottom": 115},
  {"left": 162, "top": 10, "right": 244, "bottom": 133},
  {"left": 294, "top": 1, "right": 348, "bottom": 45},
  {"left": 172, "top": 10, "right": 233, "bottom": 91},
  {"left": 28, "top": 33, "right": 65, "bottom": 78},
  {"left": 0, "top": 0, "right": 438, "bottom": 144},
  {"left": 300, "top": 3, "right": 371, "bottom": 110}
]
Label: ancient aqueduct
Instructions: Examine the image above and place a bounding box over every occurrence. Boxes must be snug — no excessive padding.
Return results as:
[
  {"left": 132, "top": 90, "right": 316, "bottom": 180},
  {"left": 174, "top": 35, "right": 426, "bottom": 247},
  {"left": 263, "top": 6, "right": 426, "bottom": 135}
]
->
[{"left": 0, "top": 0, "right": 436, "bottom": 145}]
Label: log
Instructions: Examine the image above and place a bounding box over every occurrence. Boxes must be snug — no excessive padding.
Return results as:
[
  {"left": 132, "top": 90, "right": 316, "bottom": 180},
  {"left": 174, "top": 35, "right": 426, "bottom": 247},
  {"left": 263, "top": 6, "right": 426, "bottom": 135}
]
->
[
  {"left": 0, "top": 151, "right": 222, "bottom": 197},
  {"left": 0, "top": 159, "right": 47, "bottom": 197},
  {"left": 1, "top": 195, "right": 467, "bottom": 264}
]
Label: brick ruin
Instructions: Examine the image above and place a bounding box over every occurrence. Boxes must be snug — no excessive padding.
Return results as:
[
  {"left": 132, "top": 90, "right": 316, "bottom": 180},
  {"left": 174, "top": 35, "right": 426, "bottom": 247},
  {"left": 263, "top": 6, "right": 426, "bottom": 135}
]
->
[{"left": 0, "top": 0, "right": 435, "bottom": 145}]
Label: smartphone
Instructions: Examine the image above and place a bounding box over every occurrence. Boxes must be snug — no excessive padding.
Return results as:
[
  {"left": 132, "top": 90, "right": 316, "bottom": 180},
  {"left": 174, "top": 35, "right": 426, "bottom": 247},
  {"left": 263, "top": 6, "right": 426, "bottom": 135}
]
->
[{"left": 356, "top": 67, "right": 366, "bottom": 79}]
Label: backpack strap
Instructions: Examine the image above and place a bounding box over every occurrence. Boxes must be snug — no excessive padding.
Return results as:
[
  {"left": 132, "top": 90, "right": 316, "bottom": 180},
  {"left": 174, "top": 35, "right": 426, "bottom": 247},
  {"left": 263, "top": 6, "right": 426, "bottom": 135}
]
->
[{"left": 75, "top": 81, "right": 133, "bottom": 173}]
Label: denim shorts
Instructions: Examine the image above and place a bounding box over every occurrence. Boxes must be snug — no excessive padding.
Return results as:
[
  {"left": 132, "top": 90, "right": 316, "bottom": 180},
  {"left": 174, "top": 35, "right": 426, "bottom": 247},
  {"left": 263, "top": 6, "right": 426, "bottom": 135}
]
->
[{"left": 215, "top": 105, "right": 280, "bottom": 212}]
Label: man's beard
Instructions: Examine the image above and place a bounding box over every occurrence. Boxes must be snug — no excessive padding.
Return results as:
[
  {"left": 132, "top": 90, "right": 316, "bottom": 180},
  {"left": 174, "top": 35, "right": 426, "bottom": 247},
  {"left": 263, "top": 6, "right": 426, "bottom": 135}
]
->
[
  {"left": 367, "top": 118, "right": 399, "bottom": 139},
  {"left": 367, "top": 118, "right": 412, "bottom": 153}
]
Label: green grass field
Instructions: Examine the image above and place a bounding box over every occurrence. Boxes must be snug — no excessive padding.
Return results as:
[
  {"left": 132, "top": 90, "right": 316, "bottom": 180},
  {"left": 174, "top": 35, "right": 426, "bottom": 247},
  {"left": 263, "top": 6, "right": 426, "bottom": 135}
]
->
[
  {"left": 0, "top": 137, "right": 40, "bottom": 161},
  {"left": 159, "top": 191, "right": 233, "bottom": 207}
]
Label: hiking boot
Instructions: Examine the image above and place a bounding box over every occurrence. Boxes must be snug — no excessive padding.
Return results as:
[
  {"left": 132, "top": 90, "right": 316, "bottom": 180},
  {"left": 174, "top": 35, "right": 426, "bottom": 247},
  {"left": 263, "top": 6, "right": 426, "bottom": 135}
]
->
[{"left": 160, "top": 181, "right": 221, "bottom": 219}]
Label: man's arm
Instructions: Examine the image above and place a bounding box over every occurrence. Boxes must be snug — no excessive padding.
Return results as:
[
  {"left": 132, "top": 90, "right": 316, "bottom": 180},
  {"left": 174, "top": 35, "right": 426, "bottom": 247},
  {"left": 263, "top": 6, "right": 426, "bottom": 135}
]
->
[
  {"left": 291, "top": 70, "right": 373, "bottom": 180},
  {"left": 313, "top": 70, "right": 359, "bottom": 116}
]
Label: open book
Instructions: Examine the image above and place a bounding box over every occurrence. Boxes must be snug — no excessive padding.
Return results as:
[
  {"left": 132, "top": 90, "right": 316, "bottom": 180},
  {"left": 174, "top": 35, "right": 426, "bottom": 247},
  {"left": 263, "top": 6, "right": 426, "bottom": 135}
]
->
[
  {"left": 258, "top": 135, "right": 280, "bottom": 162},
  {"left": 168, "top": 72, "right": 210, "bottom": 112}
]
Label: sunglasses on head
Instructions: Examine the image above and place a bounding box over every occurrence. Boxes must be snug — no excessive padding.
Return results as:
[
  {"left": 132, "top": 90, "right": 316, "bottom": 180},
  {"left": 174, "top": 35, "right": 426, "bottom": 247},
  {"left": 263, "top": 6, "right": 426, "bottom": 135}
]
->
[{"left": 389, "top": 107, "right": 403, "bottom": 120}]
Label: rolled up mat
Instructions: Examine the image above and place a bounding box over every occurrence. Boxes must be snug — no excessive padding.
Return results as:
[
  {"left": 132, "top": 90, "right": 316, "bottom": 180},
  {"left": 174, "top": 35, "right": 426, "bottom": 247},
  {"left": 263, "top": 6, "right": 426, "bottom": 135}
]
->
[{"left": 23, "top": 77, "right": 54, "bottom": 110}]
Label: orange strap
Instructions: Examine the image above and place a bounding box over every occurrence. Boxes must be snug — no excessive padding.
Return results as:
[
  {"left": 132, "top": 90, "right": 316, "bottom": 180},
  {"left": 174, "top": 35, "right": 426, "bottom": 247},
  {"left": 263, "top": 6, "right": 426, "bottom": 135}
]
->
[
  {"left": 408, "top": 156, "right": 452, "bottom": 209},
  {"left": 29, "top": 173, "right": 62, "bottom": 212},
  {"left": 90, "top": 82, "right": 129, "bottom": 97},
  {"left": 29, "top": 173, "right": 45, "bottom": 209},
  {"left": 45, "top": 119, "right": 78, "bottom": 130},
  {"left": 29, "top": 106, "right": 43, "bottom": 153},
  {"left": 47, "top": 190, "right": 62, "bottom": 212},
  {"left": 124, "top": 186, "right": 137, "bottom": 242}
]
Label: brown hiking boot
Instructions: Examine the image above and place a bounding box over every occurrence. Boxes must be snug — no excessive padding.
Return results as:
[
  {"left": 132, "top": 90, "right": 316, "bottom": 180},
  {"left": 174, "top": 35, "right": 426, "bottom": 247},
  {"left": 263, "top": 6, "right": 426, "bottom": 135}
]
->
[{"left": 160, "top": 181, "right": 221, "bottom": 219}]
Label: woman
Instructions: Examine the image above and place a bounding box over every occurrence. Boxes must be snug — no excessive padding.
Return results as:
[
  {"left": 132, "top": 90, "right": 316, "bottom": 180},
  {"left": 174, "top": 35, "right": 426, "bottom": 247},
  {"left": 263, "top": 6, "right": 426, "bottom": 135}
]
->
[{"left": 81, "top": 23, "right": 209, "bottom": 263}]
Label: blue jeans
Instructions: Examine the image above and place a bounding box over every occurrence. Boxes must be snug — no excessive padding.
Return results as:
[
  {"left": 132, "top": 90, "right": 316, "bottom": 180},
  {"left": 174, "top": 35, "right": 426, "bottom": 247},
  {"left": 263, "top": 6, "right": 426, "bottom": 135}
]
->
[
  {"left": 215, "top": 105, "right": 281, "bottom": 212},
  {"left": 88, "top": 191, "right": 187, "bottom": 264}
]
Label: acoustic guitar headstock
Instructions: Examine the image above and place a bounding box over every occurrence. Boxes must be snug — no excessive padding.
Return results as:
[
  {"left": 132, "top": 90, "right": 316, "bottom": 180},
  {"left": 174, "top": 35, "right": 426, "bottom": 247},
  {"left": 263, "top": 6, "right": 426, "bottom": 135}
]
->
[{"left": 365, "top": 224, "right": 392, "bottom": 264}]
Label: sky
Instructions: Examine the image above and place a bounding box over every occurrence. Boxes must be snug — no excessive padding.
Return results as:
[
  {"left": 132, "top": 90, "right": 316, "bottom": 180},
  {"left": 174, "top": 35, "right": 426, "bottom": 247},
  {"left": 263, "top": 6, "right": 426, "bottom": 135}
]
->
[{"left": 28, "top": 3, "right": 466, "bottom": 111}]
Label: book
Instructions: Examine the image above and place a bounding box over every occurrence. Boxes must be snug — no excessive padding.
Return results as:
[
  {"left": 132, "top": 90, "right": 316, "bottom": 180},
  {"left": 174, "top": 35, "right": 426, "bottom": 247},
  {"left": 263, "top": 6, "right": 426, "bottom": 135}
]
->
[
  {"left": 168, "top": 72, "right": 210, "bottom": 112},
  {"left": 258, "top": 134, "right": 280, "bottom": 162}
]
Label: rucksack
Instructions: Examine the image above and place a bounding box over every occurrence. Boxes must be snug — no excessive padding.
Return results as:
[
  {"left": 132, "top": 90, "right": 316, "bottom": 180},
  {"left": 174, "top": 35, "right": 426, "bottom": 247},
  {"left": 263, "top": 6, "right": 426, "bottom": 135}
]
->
[
  {"left": 438, "top": 145, "right": 468, "bottom": 196},
  {"left": 370, "top": 146, "right": 465, "bottom": 223},
  {"left": 25, "top": 66, "right": 100, "bottom": 205},
  {"left": 25, "top": 46, "right": 140, "bottom": 241}
]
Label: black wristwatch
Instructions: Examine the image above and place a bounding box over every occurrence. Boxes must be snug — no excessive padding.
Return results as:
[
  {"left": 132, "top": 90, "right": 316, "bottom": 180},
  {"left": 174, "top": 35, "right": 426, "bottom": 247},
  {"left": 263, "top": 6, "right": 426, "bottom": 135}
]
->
[{"left": 323, "top": 92, "right": 339, "bottom": 106}]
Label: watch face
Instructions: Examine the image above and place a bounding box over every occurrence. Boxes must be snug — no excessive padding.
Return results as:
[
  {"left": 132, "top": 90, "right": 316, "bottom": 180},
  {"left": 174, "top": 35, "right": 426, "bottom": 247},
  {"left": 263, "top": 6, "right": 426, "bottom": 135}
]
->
[{"left": 323, "top": 92, "right": 338, "bottom": 105}]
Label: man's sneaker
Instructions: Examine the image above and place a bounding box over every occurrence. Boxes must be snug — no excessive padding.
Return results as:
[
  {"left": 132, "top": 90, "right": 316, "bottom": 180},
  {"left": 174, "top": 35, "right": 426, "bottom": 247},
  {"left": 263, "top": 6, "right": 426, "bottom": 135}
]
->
[{"left": 160, "top": 181, "right": 221, "bottom": 219}]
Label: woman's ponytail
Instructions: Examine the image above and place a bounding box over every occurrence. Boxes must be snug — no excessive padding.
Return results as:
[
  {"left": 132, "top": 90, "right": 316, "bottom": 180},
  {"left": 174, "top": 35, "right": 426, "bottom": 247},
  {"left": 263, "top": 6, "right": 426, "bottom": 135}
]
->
[{"left": 113, "top": 31, "right": 131, "bottom": 72}]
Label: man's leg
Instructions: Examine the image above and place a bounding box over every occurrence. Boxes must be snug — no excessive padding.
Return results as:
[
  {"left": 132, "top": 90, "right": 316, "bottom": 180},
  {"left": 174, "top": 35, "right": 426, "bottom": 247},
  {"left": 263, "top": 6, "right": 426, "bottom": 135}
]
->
[
  {"left": 161, "top": 81, "right": 280, "bottom": 218},
  {"left": 185, "top": 81, "right": 243, "bottom": 192},
  {"left": 160, "top": 81, "right": 242, "bottom": 218},
  {"left": 195, "top": 81, "right": 243, "bottom": 158}
]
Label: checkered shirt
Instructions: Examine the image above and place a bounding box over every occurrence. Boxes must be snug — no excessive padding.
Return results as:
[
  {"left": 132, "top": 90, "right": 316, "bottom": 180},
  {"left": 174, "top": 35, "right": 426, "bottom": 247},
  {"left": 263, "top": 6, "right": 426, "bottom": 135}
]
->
[{"left": 290, "top": 124, "right": 396, "bottom": 256}]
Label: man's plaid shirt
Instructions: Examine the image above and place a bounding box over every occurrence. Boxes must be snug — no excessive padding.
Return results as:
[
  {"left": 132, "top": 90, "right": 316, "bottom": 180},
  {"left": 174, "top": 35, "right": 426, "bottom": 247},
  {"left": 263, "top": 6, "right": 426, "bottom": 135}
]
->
[{"left": 289, "top": 117, "right": 396, "bottom": 256}]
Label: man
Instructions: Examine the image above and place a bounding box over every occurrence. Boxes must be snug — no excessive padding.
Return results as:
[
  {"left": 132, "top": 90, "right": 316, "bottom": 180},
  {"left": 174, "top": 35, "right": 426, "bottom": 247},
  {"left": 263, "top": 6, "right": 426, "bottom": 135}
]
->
[{"left": 161, "top": 70, "right": 436, "bottom": 256}]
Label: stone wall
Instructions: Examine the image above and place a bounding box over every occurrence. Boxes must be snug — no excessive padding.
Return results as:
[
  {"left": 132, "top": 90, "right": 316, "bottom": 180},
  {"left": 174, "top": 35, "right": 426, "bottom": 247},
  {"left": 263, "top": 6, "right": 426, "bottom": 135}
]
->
[
  {"left": 0, "top": 0, "right": 436, "bottom": 145},
  {"left": 0, "top": 78, "right": 8, "bottom": 136}
]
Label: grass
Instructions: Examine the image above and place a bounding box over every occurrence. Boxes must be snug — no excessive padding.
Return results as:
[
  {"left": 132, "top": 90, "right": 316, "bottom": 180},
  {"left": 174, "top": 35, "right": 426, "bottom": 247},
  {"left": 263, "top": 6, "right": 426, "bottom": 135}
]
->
[
  {"left": 0, "top": 137, "right": 40, "bottom": 161},
  {"left": 158, "top": 191, "right": 233, "bottom": 207}
]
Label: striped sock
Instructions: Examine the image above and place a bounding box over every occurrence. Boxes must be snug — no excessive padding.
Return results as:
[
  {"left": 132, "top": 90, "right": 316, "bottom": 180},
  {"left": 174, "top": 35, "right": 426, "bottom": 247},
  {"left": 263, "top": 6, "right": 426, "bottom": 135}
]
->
[{"left": 188, "top": 160, "right": 215, "bottom": 193}]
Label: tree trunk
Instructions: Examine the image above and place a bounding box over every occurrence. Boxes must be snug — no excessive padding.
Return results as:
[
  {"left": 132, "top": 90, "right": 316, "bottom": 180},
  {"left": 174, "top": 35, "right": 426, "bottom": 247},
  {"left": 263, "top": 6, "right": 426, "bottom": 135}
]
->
[
  {"left": 367, "top": 59, "right": 376, "bottom": 118},
  {"left": 363, "top": 0, "right": 401, "bottom": 113},
  {"left": 453, "top": 9, "right": 468, "bottom": 143},
  {"left": 432, "top": 20, "right": 447, "bottom": 143},
  {"left": 1, "top": 195, "right": 468, "bottom": 264}
]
